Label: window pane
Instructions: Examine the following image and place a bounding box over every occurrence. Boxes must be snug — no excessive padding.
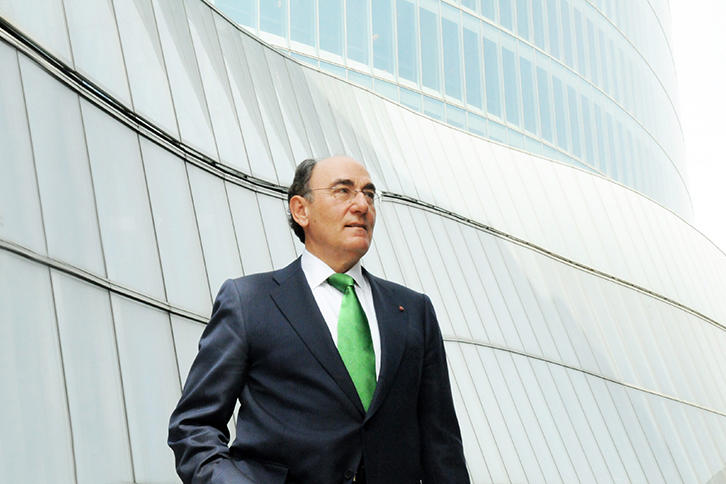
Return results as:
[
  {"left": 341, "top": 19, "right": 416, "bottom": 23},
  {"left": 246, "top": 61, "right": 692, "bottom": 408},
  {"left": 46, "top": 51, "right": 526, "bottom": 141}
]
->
[
  {"left": 481, "top": 0, "right": 495, "bottom": 20},
  {"left": 419, "top": 0, "right": 441, "bottom": 91},
  {"left": 587, "top": 18, "right": 599, "bottom": 85},
  {"left": 260, "top": 0, "right": 288, "bottom": 36},
  {"left": 552, "top": 73, "right": 568, "bottom": 149},
  {"left": 397, "top": 0, "right": 418, "bottom": 82},
  {"left": 346, "top": 0, "right": 369, "bottom": 63},
  {"left": 546, "top": 0, "right": 559, "bottom": 58},
  {"left": 442, "top": 4, "right": 463, "bottom": 100},
  {"left": 291, "top": 0, "right": 316, "bottom": 46},
  {"left": 320, "top": 0, "right": 343, "bottom": 55},
  {"left": 216, "top": 0, "right": 256, "bottom": 28},
  {"left": 520, "top": 54, "right": 537, "bottom": 135},
  {"left": 482, "top": 23, "right": 501, "bottom": 117},
  {"left": 573, "top": 8, "right": 587, "bottom": 76},
  {"left": 501, "top": 36, "right": 519, "bottom": 126},
  {"left": 516, "top": 0, "right": 530, "bottom": 41},
  {"left": 499, "top": 0, "right": 513, "bottom": 30},
  {"left": 567, "top": 84, "right": 581, "bottom": 158},
  {"left": 531, "top": 0, "right": 545, "bottom": 49},
  {"left": 581, "top": 94, "right": 595, "bottom": 163},
  {"left": 372, "top": 0, "right": 395, "bottom": 73},
  {"left": 560, "top": 0, "right": 573, "bottom": 67},
  {"left": 536, "top": 63, "right": 553, "bottom": 142},
  {"left": 463, "top": 16, "right": 482, "bottom": 109}
]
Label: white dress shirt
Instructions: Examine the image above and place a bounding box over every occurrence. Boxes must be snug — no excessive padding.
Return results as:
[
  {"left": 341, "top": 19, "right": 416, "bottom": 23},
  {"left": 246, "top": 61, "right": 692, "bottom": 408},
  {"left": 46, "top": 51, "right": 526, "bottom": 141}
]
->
[{"left": 301, "top": 250, "right": 382, "bottom": 377}]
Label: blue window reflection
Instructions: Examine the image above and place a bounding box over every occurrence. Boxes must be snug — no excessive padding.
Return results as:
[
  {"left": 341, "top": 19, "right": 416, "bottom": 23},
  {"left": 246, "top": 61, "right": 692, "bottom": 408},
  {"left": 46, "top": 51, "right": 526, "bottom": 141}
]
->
[
  {"left": 605, "top": 112, "right": 616, "bottom": 176},
  {"left": 609, "top": 40, "right": 619, "bottom": 102},
  {"left": 291, "top": 0, "right": 315, "bottom": 46},
  {"left": 346, "top": 0, "right": 368, "bottom": 63},
  {"left": 580, "top": 94, "right": 595, "bottom": 163},
  {"left": 567, "top": 85, "right": 581, "bottom": 158},
  {"left": 552, "top": 75, "right": 568, "bottom": 149},
  {"left": 462, "top": 0, "right": 478, "bottom": 12},
  {"left": 499, "top": 0, "right": 513, "bottom": 30},
  {"left": 531, "top": 0, "right": 545, "bottom": 49},
  {"left": 320, "top": 0, "right": 343, "bottom": 55},
  {"left": 593, "top": 103, "right": 606, "bottom": 172},
  {"left": 397, "top": 0, "right": 418, "bottom": 82},
  {"left": 463, "top": 21, "right": 482, "bottom": 109},
  {"left": 516, "top": 0, "right": 530, "bottom": 41},
  {"left": 546, "top": 0, "right": 559, "bottom": 59},
  {"left": 217, "top": 0, "right": 256, "bottom": 29},
  {"left": 586, "top": 18, "right": 598, "bottom": 85},
  {"left": 260, "top": 0, "right": 287, "bottom": 37},
  {"left": 520, "top": 56, "right": 537, "bottom": 135},
  {"left": 501, "top": 40, "right": 519, "bottom": 126},
  {"left": 573, "top": 8, "right": 586, "bottom": 76},
  {"left": 598, "top": 29, "right": 609, "bottom": 93},
  {"left": 482, "top": 25, "right": 501, "bottom": 118},
  {"left": 373, "top": 0, "right": 395, "bottom": 73},
  {"left": 536, "top": 66, "right": 553, "bottom": 142},
  {"left": 481, "top": 0, "right": 495, "bottom": 20},
  {"left": 420, "top": 0, "right": 441, "bottom": 91},
  {"left": 560, "top": 0, "right": 573, "bottom": 68},
  {"left": 442, "top": 4, "right": 463, "bottom": 100}
]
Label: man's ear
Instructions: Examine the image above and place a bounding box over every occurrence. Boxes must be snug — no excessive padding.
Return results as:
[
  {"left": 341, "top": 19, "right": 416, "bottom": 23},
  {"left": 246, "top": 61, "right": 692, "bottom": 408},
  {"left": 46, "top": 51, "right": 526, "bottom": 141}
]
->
[{"left": 289, "top": 195, "right": 310, "bottom": 229}]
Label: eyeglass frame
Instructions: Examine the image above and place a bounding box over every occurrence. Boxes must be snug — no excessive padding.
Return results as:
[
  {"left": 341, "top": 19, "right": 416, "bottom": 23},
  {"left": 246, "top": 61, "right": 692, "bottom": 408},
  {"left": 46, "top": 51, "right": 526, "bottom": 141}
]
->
[{"left": 304, "top": 185, "right": 380, "bottom": 206}]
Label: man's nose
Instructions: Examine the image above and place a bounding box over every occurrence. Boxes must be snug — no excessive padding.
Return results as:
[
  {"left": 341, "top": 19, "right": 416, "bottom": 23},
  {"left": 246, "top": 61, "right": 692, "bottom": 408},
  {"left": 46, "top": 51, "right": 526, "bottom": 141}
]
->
[{"left": 349, "top": 190, "right": 370, "bottom": 211}]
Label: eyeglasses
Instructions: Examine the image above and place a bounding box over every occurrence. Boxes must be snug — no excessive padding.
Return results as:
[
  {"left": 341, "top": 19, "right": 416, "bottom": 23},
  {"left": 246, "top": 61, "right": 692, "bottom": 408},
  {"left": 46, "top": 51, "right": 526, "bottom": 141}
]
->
[{"left": 306, "top": 186, "right": 379, "bottom": 206}]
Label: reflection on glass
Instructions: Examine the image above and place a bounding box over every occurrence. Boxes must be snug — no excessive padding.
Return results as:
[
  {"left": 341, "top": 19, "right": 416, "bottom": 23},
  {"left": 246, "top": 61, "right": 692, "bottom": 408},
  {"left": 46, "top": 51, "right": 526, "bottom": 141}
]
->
[
  {"left": 442, "top": 3, "right": 463, "bottom": 100},
  {"left": 346, "top": 0, "right": 368, "bottom": 64},
  {"left": 291, "top": 0, "right": 316, "bottom": 46},
  {"left": 320, "top": 0, "right": 343, "bottom": 55},
  {"left": 567, "top": 84, "right": 581, "bottom": 159},
  {"left": 372, "top": 0, "right": 395, "bottom": 73},
  {"left": 260, "top": 0, "right": 288, "bottom": 36},
  {"left": 482, "top": 23, "right": 501, "bottom": 117},
  {"left": 498, "top": 0, "right": 513, "bottom": 31},
  {"left": 520, "top": 55, "right": 537, "bottom": 135},
  {"left": 463, "top": 15, "right": 482, "bottom": 109},
  {"left": 516, "top": 0, "right": 530, "bottom": 41},
  {"left": 419, "top": 0, "right": 441, "bottom": 91},
  {"left": 397, "top": 0, "right": 418, "bottom": 82},
  {"left": 546, "top": 0, "right": 560, "bottom": 59},
  {"left": 560, "top": 0, "right": 573, "bottom": 68}
]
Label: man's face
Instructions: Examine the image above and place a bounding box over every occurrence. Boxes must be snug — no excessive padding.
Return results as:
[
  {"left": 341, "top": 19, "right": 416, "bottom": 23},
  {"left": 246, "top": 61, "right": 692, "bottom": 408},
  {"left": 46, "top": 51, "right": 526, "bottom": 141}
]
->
[{"left": 294, "top": 156, "right": 377, "bottom": 271}]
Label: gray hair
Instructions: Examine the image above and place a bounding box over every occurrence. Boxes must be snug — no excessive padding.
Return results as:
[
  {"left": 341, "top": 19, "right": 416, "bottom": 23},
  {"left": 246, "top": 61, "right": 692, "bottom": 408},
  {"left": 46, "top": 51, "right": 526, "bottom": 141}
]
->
[{"left": 287, "top": 158, "right": 319, "bottom": 243}]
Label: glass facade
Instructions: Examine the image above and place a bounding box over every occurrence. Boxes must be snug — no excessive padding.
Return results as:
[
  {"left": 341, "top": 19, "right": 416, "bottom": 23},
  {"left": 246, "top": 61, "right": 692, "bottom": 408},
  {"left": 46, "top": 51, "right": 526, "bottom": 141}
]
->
[
  {"left": 1, "top": 0, "right": 725, "bottom": 483},
  {"left": 216, "top": 0, "right": 690, "bottom": 218}
]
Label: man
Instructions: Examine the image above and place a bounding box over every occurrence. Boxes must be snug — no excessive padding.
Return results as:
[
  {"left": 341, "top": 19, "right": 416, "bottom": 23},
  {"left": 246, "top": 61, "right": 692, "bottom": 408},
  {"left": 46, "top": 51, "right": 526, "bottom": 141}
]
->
[{"left": 168, "top": 156, "right": 469, "bottom": 483}]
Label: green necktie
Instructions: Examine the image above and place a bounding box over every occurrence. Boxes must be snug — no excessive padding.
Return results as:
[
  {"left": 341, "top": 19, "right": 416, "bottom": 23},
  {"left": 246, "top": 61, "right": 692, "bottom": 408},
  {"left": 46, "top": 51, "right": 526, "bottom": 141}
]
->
[{"left": 328, "top": 273, "right": 376, "bottom": 411}]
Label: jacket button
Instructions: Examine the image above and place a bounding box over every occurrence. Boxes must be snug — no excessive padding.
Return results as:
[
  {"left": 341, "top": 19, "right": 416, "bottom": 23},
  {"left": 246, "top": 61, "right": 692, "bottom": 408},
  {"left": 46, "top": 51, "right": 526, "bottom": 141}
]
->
[{"left": 344, "top": 469, "right": 354, "bottom": 479}]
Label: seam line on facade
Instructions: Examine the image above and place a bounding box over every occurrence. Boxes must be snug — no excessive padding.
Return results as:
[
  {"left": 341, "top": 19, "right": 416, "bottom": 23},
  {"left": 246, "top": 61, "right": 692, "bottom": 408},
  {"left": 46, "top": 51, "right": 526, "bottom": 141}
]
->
[{"left": 444, "top": 336, "right": 726, "bottom": 419}]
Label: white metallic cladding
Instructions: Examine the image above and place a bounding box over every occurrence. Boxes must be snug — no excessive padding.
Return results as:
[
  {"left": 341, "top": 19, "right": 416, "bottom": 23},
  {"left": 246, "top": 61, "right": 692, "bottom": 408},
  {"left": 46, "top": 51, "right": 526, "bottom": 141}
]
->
[{"left": 0, "top": 1, "right": 725, "bottom": 484}]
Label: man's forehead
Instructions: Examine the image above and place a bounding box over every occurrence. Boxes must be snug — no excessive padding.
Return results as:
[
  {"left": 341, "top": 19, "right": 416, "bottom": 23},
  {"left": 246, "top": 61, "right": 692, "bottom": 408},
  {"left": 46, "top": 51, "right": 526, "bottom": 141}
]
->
[{"left": 312, "top": 156, "right": 372, "bottom": 182}]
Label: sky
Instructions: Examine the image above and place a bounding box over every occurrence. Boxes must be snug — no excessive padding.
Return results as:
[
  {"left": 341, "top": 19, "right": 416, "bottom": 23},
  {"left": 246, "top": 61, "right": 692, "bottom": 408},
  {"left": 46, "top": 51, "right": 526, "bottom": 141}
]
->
[{"left": 670, "top": 0, "right": 726, "bottom": 254}]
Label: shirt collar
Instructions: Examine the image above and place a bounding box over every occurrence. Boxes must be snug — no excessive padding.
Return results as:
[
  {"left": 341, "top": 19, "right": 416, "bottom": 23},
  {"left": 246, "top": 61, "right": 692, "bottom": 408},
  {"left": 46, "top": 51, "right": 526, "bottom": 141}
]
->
[{"left": 301, "top": 250, "right": 367, "bottom": 291}]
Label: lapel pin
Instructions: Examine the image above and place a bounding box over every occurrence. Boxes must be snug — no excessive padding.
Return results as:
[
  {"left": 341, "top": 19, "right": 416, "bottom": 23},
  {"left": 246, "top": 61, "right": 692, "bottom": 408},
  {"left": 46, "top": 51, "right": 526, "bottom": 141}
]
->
[{"left": 399, "top": 306, "right": 404, "bottom": 311}]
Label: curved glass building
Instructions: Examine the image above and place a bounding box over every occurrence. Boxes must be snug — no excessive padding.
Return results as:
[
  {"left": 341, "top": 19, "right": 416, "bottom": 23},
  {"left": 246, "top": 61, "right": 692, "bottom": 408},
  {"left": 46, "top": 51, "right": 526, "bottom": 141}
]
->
[
  {"left": 218, "top": 0, "right": 689, "bottom": 218},
  {"left": 1, "top": 0, "right": 725, "bottom": 482}
]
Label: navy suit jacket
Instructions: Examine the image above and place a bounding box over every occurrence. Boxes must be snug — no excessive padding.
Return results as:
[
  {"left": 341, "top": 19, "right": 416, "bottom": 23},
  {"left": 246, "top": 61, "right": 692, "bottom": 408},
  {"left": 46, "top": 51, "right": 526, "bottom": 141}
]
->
[{"left": 168, "top": 257, "right": 469, "bottom": 484}]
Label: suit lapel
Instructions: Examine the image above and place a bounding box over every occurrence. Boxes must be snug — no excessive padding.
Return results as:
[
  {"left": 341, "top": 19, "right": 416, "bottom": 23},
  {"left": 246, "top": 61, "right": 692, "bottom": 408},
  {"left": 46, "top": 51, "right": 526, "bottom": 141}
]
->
[
  {"left": 270, "top": 259, "right": 365, "bottom": 415},
  {"left": 365, "top": 272, "right": 407, "bottom": 420}
]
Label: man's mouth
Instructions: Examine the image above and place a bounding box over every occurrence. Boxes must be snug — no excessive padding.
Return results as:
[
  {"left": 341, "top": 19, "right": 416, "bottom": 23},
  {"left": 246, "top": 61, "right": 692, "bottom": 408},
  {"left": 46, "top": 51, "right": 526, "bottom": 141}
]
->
[{"left": 345, "top": 223, "right": 367, "bottom": 231}]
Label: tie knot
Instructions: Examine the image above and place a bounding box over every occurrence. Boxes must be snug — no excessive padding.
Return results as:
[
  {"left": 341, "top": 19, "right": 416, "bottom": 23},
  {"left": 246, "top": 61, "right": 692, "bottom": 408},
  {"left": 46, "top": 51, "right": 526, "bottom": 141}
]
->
[{"left": 328, "top": 273, "right": 355, "bottom": 293}]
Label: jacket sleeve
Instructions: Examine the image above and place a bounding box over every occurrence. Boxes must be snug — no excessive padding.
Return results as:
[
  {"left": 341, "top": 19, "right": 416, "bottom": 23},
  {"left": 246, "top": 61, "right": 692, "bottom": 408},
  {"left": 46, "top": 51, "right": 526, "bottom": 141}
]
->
[
  {"left": 418, "top": 295, "right": 471, "bottom": 483},
  {"left": 168, "top": 279, "right": 250, "bottom": 484}
]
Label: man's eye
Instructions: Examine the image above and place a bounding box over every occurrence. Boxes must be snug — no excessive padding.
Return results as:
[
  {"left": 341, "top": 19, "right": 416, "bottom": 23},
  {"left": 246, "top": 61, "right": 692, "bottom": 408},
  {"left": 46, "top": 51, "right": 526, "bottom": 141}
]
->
[
  {"left": 363, "top": 191, "right": 376, "bottom": 200},
  {"left": 335, "top": 187, "right": 351, "bottom": 196}
]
